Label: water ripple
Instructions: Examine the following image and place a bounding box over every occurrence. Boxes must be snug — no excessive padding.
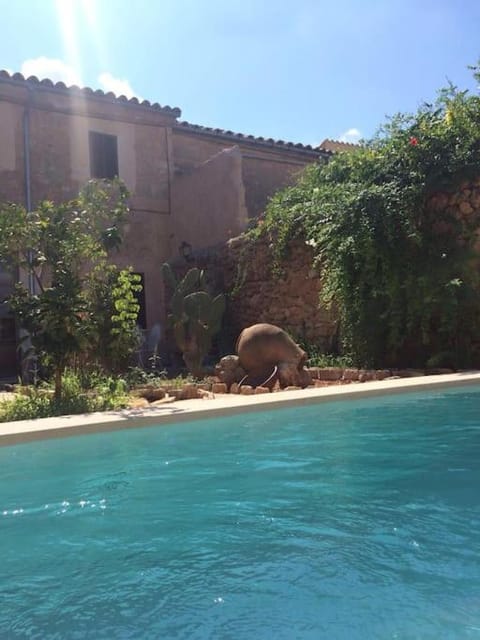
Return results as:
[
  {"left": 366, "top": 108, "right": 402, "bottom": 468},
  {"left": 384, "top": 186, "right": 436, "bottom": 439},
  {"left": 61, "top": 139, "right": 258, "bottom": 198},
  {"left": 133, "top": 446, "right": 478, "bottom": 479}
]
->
[{"left": 0, "top": 386, "right": 479, "bottom": 638}]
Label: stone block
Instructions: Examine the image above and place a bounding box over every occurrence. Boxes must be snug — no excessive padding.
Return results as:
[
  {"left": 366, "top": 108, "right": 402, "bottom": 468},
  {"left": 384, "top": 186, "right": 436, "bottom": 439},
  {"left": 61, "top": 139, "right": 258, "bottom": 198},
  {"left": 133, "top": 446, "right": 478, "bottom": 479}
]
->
[
  {"left": 230, "top": 382, "right": 240, "bottom": 394},
  {"left": 254, "top": 386, "right": 270, "bottom": 394},
  {"left": 198, "top": 388, "right": 215, "bottom": 399},
  {"left": 212, "top": 382, "right": 228, "bottom": 394},
  {"left": 240, "top": 385, "right": 254, "bottom": 395},
  {"left": 127, "top": 397, "right": 150, "bottom": 409},
  {"left": 374, "top": 369, "right": 391, "bottom": 380},
  {"left": 424, "top": 368, "right": 454, "bottom": 375},
  {"left": 343, "top": 368, "right": 359, "bottom": 381},
  {"left": 318, "top": 367, "right": 343, "bottom": 381},
  {"left": 132, "top": 386, "right": 166, "bottom": 402},
  {"left": 182, "top": 384, "right": 199, "bottom": 400},
  {"left": 396, "top": 369, "right": 425, "bottom": 377},
  {"left": 219, "top": 354, "right": 240, "bottom": 368},
  {"left": 358, "top": 370, "right": 375, "bottom": 382},
  {"left": 460, "top": 201, "right": 474, "bottom": 216},
  {"left": 168, "top": 388, "right": 184, "bottom": 400}
]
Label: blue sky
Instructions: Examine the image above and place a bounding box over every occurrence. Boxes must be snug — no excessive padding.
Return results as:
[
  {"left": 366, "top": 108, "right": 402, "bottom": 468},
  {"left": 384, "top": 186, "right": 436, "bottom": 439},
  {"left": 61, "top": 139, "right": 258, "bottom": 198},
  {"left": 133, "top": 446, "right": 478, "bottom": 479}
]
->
[{"left": 1, "top": 0, "right": 479, "bottom": 145}]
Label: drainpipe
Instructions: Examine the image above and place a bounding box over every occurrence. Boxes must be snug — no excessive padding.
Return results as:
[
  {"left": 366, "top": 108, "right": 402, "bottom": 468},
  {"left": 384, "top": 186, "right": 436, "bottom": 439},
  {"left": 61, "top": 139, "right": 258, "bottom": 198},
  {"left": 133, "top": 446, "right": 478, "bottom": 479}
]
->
[
  {"left": 20, "top": 86, "right": 35, "bottom": 381},
  {"left": 23, "top": 87, "right": 34, "bottom": 296}
]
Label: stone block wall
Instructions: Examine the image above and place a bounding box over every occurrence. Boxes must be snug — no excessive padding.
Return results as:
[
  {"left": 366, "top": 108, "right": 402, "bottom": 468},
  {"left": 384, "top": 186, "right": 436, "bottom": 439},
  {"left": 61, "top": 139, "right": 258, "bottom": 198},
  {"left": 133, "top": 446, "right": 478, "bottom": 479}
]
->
[
  {"left": 428, "top": 177, "right": 480, "bottom": 251},
  {"left": 174, "top": 236, "right": 338, "bottom": 351},
  {"left": 171, "top": 175, "right": 480, "bottom": 355}
]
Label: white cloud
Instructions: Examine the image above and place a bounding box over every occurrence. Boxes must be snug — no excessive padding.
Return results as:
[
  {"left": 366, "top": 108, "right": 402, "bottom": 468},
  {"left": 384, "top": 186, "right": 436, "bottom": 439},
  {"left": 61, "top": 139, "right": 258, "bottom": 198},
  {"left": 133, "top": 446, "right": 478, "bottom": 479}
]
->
[
  {"left": 339, "top": 128, "right": 362, "bottom": 144},
  {"left": 20, "top": 57, "right": 82, "bottom": 86},
  {"left": 16, "top": 57, "right": 142, "bottom": 100},
  {"left": 97, "top": 72, "right": 142, "bottom": 100}
]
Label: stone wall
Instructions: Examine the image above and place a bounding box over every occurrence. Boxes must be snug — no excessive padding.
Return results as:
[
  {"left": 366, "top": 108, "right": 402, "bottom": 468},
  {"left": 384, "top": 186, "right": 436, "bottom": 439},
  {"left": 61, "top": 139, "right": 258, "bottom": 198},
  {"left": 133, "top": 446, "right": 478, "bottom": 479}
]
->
[
  {"left": 176, "top": 236, "right": 337, "bottom": 350},
  {"left": 428, "top": 177, "right": 480, "bottom": 251},
  {"left": 172, "top": 175, "right": 480, "bottom": 355}
]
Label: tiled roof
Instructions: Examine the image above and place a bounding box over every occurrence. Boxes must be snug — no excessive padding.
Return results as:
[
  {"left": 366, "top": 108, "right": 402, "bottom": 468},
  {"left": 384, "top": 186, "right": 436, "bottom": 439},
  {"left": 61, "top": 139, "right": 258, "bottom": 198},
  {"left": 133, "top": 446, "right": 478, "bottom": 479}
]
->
[
  {"left": 175, "top": 121, "right": 332, "bottom": 156},
  {"left": 0, "top": 69, "right": 332, "bottom": 155},
  {"left": 0, "top": 69, "right": 181, "bottom": 117},
  {"left": 318, "top": 138, "right": 361, "bottom": 153}
]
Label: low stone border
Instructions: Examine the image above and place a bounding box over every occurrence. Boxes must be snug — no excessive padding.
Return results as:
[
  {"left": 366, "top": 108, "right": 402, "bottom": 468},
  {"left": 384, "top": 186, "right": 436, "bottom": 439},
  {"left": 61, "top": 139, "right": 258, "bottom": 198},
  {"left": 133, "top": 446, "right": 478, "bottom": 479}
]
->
[
  {"left": 128, "top": 366, "right": 457, "bottom": 407},
  {"left": 0, "top": 372, "right": 478, "bottom": 447}
]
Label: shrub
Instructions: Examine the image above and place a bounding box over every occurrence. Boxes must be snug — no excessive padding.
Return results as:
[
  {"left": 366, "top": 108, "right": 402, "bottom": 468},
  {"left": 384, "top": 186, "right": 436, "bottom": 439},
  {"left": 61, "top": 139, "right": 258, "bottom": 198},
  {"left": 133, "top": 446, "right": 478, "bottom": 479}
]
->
[
  {"left": 0, "top": 371, "right": 129, "bottom": 423},
  {"left": 253, "top": 74, "right": 480, "bottom": 368},
  {"left": 0, "top": 180, "right": 139, "bottom": 397}
]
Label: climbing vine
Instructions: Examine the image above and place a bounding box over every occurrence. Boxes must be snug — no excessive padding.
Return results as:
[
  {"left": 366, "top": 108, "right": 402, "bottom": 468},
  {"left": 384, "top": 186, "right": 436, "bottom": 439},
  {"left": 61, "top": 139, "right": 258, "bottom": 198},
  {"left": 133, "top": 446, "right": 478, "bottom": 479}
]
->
[{"left": 251, "top": 75, "right": 480, "bottom": 368}]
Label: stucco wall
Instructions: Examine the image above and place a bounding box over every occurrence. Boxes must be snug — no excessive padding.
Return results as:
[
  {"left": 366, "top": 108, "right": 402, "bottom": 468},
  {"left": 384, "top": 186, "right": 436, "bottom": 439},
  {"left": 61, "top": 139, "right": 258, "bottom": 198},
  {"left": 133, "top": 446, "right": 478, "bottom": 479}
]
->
[
  {"left": 172, "top": 128, "right": 317, "bottom": 219},
  {"left": 0, "top": 80, "right": 178, "bottom": 337},
  {"left": 171, "top": 146, "right": 248, "bottom": 252},
  {"left": 0, "top": 75, "right": 324, "bottom": 376},
  {"left": 241, "top": 153, "right": 305, "bottom": 218},
  {"left": 0, "top": 100, "right": 25, "bottom": 205}
]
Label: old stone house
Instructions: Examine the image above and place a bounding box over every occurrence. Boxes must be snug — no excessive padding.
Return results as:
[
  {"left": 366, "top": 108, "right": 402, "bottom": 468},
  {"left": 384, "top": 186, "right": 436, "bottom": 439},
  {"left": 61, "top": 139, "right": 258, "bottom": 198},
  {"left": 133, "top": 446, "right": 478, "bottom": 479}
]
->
[{"left": 0, "top": 70, "right": 331, "bottom": 377}]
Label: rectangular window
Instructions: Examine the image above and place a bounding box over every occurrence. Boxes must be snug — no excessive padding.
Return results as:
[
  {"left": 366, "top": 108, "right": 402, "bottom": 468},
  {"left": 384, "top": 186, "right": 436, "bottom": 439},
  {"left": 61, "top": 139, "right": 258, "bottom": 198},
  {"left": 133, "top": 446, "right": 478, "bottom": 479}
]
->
[
  {"left": 0, "top": 317, "right": 16, "bottom": 344},
  {"left": 132, "top": 273, "right": 147, "bottom": 330},
  {"left": 89, "top": 131, "right": 119, "bottom": 179}
]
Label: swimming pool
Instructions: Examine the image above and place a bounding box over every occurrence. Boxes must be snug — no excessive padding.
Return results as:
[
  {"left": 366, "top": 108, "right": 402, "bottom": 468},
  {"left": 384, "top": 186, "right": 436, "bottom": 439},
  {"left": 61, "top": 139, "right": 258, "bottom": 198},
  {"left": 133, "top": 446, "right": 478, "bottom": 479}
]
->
[{"left": 1, "top": 385, "right": 479, "bottom": 639}]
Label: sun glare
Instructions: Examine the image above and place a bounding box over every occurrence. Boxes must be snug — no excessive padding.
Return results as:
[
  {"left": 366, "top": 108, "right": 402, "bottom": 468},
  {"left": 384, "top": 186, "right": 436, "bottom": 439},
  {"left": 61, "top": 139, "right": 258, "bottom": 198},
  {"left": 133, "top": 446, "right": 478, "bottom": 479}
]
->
[
  {"left": 54, "top": 0, "right": 105, "bottom": 87},
  {"left": 55, "top": 0, "right": 83, "bottom": 85}
]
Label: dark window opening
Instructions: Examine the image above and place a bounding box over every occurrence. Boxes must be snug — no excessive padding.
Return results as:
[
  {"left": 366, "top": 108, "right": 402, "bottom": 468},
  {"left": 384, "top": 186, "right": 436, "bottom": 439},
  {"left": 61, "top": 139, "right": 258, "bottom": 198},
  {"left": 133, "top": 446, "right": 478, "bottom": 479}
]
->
[
  {"left": 133, "top": 273, "right": 147, "bottom": 330},
  {"left": 89, "top": 131, "right": 119, "bottom": 179},
  {"left": 0, "top": 317, "right": 16, "bottom": 344}
]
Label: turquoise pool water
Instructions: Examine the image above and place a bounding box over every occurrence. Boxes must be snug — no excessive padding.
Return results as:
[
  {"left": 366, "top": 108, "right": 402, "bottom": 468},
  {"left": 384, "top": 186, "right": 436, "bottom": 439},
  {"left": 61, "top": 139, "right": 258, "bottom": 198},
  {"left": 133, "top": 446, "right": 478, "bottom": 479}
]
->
[{"left": 1, "top": 386, "right": 479, "bottom": 639}]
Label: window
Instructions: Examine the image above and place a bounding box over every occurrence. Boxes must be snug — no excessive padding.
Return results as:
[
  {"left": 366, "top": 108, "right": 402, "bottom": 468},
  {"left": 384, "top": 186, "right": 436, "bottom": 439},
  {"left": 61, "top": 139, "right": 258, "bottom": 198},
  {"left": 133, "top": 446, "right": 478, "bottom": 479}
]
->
[
  {"left": 0, "top": 317, "right": 15, "bottom": 344},
  {"left": 89, "top": 131, "right": 119, "bottom": 179},
  {"left": 133, "top": 273, "right": 147, "bottom": 330}
]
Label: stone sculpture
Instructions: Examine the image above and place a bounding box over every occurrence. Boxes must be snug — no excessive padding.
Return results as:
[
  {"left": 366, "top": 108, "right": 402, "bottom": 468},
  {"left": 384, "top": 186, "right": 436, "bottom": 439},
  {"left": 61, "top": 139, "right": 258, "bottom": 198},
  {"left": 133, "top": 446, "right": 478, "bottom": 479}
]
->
[{"left": 214, "top": 355, "right": 246, "bottom": 389}]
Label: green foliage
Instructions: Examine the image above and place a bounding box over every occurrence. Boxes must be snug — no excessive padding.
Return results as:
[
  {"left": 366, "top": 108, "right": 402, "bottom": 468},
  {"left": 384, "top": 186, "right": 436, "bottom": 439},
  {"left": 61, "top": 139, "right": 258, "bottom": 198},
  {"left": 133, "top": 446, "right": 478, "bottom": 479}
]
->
[
  {"left": 86, "top": 267, "right": 142, "bottom": 371},
  {"left": 162, "top": 263, "right": 226, "bottom": 376},
  {"left": 164, "top": 374, "right": 199, "bottom": 388},
  {"left": 0, "top": 371, "right": 128, "bottom": 423},
  {"left": 306, "top": 352, "right": 354, "bottom": 369},
  {"left": 124, "top": 366, "right": 167, "bottom": 388},
  {"left": 0, "top": 179, "right": 129, "bottom": 277},
  {"left": 290, "top": 334, "right": 353, "bottom": 368},
  {"left": 0, "top": 180, "right": 137, "bottom": 395},
  {"left": 253, "top": 75, "right": 480, "bottom": 368}
]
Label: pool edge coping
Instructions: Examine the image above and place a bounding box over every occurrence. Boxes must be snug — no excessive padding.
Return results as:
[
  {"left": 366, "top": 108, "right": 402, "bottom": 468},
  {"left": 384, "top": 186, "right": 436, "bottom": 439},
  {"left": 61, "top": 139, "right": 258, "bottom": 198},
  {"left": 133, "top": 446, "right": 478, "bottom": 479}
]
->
[{"left": 1, "top": 372, "right": 479, "bottom": 446}]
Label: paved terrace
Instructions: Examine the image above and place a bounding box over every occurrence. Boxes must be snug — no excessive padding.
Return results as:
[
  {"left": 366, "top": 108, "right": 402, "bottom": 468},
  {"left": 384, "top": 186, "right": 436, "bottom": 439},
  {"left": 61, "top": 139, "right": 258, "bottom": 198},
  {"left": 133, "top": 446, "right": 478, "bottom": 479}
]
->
[{"left": 0, "top": 372, "right": 479, "bottom": 447}]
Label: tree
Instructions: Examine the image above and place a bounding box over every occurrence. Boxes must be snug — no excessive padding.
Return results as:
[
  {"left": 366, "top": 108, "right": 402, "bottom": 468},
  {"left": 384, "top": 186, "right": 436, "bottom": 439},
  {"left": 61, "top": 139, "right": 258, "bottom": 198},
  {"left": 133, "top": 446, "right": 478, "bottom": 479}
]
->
[{"left": 0, "top": 179, "right": 140, "bottom": 397}]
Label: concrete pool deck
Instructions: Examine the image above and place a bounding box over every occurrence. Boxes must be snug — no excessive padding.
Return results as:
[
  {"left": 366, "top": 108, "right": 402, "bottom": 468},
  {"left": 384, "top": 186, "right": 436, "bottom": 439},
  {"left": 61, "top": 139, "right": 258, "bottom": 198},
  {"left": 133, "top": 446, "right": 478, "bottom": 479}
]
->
[{"left": 0, "top": 371, "right": 479, "bottom": 446}]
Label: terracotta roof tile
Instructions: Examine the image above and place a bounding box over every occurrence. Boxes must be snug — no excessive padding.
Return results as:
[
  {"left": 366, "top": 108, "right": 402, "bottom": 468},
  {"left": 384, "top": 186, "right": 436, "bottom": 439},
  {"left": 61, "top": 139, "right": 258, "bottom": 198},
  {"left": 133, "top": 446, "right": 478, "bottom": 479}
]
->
[
  {"left": 318, "top": 138, "right": 361, "bottom": 153},
  {"left": 0, "top": 69, "right": 181, "bottom": 117},
  {"left": 175, "top": 120, "right": 331, "bottom": 156},
  {"left": 0, "top": 69, "right": 332, "bottom": 155}
]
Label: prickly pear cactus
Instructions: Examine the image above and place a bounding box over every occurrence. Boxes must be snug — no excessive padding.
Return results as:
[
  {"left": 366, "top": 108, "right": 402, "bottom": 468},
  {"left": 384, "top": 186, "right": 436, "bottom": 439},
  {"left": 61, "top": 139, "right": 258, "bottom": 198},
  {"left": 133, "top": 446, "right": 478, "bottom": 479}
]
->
[{"left": 161, "top": 263, "right": 226, "bottom": 376}]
